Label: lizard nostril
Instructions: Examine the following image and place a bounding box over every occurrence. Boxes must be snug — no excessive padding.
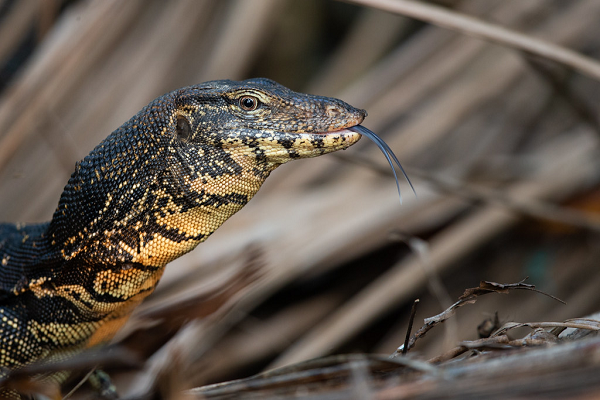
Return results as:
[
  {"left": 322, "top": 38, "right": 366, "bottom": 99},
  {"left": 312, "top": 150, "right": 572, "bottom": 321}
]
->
[{"left": 325, "top": 105, "right": 342, "bottom": 118}]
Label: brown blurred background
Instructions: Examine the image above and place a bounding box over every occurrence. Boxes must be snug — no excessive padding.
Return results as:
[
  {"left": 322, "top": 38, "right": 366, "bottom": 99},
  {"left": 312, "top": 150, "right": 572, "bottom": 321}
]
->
[{"left": 1, "top": 0, "right": 600, "bottom": 396}]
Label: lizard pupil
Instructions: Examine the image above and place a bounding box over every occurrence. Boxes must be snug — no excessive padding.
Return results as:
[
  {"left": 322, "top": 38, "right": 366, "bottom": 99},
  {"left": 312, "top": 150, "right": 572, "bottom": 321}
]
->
[{"left": 240, "top": 96, "right": 258, "bottom": 111}]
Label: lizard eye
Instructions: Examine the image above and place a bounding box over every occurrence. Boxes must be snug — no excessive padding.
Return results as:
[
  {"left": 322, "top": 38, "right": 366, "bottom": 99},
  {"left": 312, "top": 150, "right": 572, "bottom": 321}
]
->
[{"left": 239, "top": 96, "right": 259, "bottom": 111}]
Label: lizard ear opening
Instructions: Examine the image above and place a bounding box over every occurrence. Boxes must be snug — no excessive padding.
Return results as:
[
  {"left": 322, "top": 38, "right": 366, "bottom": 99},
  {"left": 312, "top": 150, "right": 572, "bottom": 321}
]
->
[{"left": 176, "top": 115, "right": 192, "bottom": 141}]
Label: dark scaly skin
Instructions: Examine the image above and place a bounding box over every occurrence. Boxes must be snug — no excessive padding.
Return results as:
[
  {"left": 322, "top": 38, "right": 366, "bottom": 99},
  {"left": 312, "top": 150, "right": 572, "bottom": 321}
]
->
[{"left": 0, "top": 78, "right": 365, "bottom": 378}]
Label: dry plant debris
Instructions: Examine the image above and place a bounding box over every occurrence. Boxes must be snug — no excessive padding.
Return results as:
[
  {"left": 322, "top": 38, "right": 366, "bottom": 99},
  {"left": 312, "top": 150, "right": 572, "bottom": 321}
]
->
[
  {"left": 190, "top": 282, "right": 599, "bottom": 399},
  {"left": 395, "top": 278, "right": 566, "bottom": 356}
]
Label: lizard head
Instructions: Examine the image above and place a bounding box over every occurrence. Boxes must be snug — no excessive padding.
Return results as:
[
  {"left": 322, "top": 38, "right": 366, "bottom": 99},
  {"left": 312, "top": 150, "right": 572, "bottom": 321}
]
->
[
  {"left": 49, "top": 79, "right": 368, "bottom": 266},
  {"left": 171, "top": 78, "right": 365, "bottom": 168}
]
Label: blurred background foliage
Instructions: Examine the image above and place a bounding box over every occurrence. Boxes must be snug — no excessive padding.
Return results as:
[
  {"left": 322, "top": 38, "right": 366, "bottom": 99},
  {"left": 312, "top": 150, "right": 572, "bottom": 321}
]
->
[{"left": 1, "top": 0, "right": 600, "bottom": 397}]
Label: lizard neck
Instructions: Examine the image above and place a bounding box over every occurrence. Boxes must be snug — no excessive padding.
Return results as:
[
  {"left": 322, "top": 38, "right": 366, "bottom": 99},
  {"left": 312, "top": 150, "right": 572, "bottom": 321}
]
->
[
  {"left": 47, "top": 124, "right": 277, "bottom": 269},
  {"left": 128, "top": 151, "right": 275, "bottom": 266}
]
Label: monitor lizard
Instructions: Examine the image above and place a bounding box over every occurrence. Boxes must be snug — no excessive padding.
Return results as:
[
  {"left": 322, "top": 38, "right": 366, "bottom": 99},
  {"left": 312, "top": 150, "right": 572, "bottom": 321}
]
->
[{"left": 0, "top": 78, "right": 373, "bottom": 395}]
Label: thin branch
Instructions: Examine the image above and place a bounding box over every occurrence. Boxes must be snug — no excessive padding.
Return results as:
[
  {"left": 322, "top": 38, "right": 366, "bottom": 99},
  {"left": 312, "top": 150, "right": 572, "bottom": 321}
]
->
[
  {"left": 398, "top": 279, "right": 564, "bottom": 354},
  {"left": 402, "top": 299, "right": 419, "bottom": 356},
  {"left": 342, "top": 0, "right": 600, "bottom": 81}
]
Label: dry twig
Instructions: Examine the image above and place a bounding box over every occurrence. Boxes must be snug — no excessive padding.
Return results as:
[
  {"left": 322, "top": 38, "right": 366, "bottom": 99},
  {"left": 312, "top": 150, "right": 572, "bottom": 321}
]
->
[{"left": 343, "top": 0, "right": 600, "bottom": 81}]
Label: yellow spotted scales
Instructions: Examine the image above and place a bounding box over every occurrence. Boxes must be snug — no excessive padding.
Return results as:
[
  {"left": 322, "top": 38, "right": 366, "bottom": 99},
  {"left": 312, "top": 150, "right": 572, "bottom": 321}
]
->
[{"left": 0, "top": 79, "right": 365, "bottom": 382}]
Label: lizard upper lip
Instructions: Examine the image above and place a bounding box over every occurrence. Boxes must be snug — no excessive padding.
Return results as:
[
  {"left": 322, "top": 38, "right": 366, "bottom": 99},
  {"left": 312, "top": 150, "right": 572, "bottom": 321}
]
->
[{"left": 315, "top": 126, "right": 360, "bottom": 135}]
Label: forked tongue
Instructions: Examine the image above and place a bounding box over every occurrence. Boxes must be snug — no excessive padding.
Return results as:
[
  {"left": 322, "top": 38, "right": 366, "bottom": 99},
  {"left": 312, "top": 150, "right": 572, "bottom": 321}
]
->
[{"left": 349, "top": 125, "right": 416, "bottom": 204}]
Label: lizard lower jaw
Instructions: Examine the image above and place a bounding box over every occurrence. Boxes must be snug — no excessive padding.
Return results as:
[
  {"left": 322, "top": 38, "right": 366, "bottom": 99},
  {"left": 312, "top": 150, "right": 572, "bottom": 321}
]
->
[
  {"left": 323, "top": 126, "right": 362, "bottom": 145},
  {"left": 314, "top": 127, "right": 362, "bottom": 148},
  {"left": 255, "top": 128, "right": 362, "bottom": 164},
  {"left": 296, "top": 127, "right": 362, "bottom": 156}
]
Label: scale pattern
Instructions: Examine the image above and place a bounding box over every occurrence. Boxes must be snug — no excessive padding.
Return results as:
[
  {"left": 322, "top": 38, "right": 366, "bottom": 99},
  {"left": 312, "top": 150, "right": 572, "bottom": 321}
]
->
[{"left": 0, "top": 78, "right": 365, "bottom": 391}]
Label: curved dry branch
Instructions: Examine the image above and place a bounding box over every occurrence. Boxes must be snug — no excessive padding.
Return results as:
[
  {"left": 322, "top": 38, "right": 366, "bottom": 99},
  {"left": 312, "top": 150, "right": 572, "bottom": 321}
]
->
[{"left": 343, "top": 0, "right": 600, "bottom": 81}]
